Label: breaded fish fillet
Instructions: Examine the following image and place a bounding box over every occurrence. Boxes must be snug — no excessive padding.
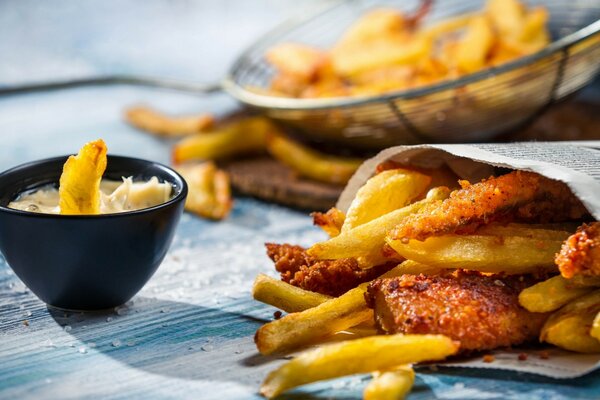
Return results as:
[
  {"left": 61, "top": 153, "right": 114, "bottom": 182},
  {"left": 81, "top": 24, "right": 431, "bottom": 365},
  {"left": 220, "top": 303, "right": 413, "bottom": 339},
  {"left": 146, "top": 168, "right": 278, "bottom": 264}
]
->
[
  {"left": 390, "top": 170, "right": 588, "bottom": 242},
  {"left": 265, "top": 243, "right": 395, "bottom": 297},
  {"left": 365, "top": 271, "right": 548, "bottom": 352},
  {"left": 557, "top": 222, "right": 600, "bottom": 279}
]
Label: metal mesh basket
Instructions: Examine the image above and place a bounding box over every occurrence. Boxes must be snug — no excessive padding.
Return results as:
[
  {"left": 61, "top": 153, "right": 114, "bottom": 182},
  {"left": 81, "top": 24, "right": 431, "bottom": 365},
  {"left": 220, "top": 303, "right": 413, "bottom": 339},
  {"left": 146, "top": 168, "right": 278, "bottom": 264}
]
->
[{"left": 224, "top": 0, "right": 600, "bottom": 150}]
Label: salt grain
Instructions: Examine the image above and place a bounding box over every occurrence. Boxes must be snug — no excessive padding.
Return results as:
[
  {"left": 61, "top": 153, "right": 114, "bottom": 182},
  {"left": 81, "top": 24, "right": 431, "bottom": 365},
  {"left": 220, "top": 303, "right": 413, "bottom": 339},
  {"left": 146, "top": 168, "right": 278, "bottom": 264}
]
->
[
  {"left": 106, "top": 317, "right": 113, "bottom": 322},
  {"left": 112, "top": 340, "right": 122, "bottom": 347},
  {"left": 78, "top": 347, "right": 87, "bottom": 354},
  {"left": 63, "top": 325, "right": 72, "bottom": 332}
]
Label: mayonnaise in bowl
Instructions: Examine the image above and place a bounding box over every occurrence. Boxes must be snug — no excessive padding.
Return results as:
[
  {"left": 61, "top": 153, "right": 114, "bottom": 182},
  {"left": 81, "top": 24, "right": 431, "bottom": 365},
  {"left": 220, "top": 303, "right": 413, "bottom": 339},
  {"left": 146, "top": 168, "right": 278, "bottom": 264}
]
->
[{"left": 8, "top": 176, "right": 172, "bottom": 214}]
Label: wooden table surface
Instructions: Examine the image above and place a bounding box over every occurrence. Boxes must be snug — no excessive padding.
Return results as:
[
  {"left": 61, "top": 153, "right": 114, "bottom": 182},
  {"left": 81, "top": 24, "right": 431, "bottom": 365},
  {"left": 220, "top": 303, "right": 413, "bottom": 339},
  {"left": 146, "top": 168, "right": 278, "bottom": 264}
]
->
[{"left": 1, "top": 2, "right": 600, "bottom": 399}]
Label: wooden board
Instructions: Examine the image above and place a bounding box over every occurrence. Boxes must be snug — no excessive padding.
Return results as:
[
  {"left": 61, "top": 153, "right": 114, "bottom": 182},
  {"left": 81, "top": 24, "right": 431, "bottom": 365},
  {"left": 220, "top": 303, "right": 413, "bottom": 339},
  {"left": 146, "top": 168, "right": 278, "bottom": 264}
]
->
[{"left": 224, "top": 157, "right": 344, "bottom": 211}]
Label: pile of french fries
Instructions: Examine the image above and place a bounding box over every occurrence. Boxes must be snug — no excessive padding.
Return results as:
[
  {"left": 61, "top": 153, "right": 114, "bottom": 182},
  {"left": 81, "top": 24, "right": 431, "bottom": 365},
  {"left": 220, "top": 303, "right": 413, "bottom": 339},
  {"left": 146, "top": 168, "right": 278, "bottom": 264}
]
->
[
  {"left": 261, "top": 0, "right": 550, "bottom": 99},
  {"left": 252, "top": 166, "right": 598, "bottom": 398},
  {"left": 124, "top": 106, "right": 365, "bottom": 219}
]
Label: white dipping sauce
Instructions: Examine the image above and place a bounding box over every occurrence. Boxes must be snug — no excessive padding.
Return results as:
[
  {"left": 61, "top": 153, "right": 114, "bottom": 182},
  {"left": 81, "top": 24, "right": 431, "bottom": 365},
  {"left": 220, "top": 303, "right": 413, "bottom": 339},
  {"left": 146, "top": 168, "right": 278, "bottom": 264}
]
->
[{"left": 8, "top": 176, "right": 172, "bottom": 214}]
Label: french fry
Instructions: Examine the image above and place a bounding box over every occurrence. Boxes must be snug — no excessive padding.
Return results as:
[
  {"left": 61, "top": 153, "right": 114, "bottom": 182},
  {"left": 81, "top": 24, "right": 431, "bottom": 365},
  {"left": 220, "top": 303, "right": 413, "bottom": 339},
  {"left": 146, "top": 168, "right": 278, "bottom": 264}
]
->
[
  {"left": 311, "top": 208, "right": 346, "bottom": 238},
  {"left": 486, "top": 0, "right": 525, "bottom": 39},
  {"left": 387, "top": 233, "right": 568, "bottom": 274},
  {"left": 519, "top": 7, "right": 549, "bottom": 43},
  {"left": 334, "top": 8, "right": 406, "bottom": 50},
  {"left": 591, "top": 311, "right": 600, "bottom": 342},
  {"left": 59, "top": 139, "right": 107, "bottom": 215},
  {"left": 456, "top": 15, "right": 494, "bottom": 73},
  {"left": 332, "top": 35, "right": 431, "bottom": 77},
  {"left": 176, "top": 162, "right": 233, "bottom": 220},
  {"left": 260, "top": 334, "right": 458, "bottom": 398},
  {"left": 172, "top": 117, "right": 275, "bottom": 163},
  {"left": 540, "top": 290, "right": 600, "bottom": 353},
  {"left": 255, "top": 264, "right": 408, "bottom": 355},
  {"left": 125, "top": 106, "right": 214, "bottom": 137},
  {"left": 519, "top": 275, "right": 600, "bottom": 313},
  {"left": 307, "top": 187, "right": 451, "bottom": 268},
  {"left": 341, "top": 168, "right": 431, "bottom": 232},
  {"left": 265, "top": 132, "right": 363, "bottom": 185},
  {"left": 364, "top": 366, "right": 415, "bottom": 400},
  {"left": 252, "top": 274, "right": 331, "bottom": 313},
  {"left": 255, "top": 283, "right": 373, "bottom": 355},
  {"left": 265, "top": 43, "right": 329, "bottom": 80}
]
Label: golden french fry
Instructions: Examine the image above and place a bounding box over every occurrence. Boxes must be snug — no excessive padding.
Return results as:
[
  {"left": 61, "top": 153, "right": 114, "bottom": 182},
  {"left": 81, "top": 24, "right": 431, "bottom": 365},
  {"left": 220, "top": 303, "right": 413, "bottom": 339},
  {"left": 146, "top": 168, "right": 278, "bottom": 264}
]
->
[
  {"left": 175, "top": 162, "right": 233, "bottom": 220},
  {"left": 341, "top": 168, "right": 431, "bottom": 232},
  {"left": 486, "top": 0, "right": 525, "bottom": 39},
  {"left": 591, "top": 312, "right": 600, "bottom": 342},
  {"left": 254, "top": 264, "right": 408, "bottom": 355},
  {"left": 332, "top": 35, "right": 431, "bottom": 77},
  {"left": 266, "top": 43, "right": 329, "bottom": 80},
  {"left": 519, "top": 7, "right": 549, "bottom": 43},
  {"left": 265, "top": 132, "right": 363, "bottom": 185},
  {"left": 540, "top": 290, "right": 600, "bottom": 353},
  {"left": 255, "top": 283, "right": 373, "bottom": 355},
  {"left": 252, "top": 274, "right": 331, "bottom": 313},
  {"left": 307, "top": 187, "right": 451, "bottom": 268},
  {"left": 172, "top": 117, "right": 275, "bottom": 163},
  {"left": 364, "top": 366, "right": 415, "bottom": 400},
  {"left": 334, "top": 8, "right": 406, "bottom": 49},
  {"left": 59, "top": 139, "right": 107, "bottom": 215},
  {"left": 519, "top": 275, "right": 600, "bottom": 313},
  {"left": 456, "top": 15, "right": 494, "bottom": 73},
  {"left": 387, "top": 233, "right": 568, "bottom": 274},
  {"left": 311, "top": 208, "right": 346, "bottom": 238},
  {"left": 125, "top": 106, "right": 214, "bottom": 137},
  {"left": 260, "top": 334, "right": 458, "bottom": 399}
]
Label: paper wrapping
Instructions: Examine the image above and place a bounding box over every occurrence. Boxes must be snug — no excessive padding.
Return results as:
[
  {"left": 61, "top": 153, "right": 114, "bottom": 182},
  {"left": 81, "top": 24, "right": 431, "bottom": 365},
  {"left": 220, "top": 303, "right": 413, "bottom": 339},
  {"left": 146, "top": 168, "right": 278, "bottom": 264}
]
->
[{"left": 337, "top": 141, "right": 600, "bottom": 378}]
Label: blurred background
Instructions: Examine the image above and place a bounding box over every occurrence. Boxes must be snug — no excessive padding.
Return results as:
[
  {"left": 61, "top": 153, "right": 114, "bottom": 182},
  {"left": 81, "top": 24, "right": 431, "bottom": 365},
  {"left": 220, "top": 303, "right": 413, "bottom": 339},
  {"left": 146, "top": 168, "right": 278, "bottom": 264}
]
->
[
  {"left": 0, "top": 0, "right": 336, "bottom": 167},
  {"left": 0, "top": 0, "right": 599, "bottom": 209}
]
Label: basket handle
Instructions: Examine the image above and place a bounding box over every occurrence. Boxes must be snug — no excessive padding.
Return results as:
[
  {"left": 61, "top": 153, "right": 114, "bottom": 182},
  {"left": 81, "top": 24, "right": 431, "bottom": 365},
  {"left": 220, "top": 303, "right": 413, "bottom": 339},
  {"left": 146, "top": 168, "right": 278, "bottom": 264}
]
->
[{"left": 0, "top": 75, "right": 223, "bottom": 96}]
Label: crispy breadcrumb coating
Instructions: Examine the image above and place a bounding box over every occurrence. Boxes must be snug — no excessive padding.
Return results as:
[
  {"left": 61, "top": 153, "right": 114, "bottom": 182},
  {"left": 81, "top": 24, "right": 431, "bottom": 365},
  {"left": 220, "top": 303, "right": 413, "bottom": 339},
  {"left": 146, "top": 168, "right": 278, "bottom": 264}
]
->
[
  {"left": 557, "top": 222, "right": 600, "bottom": 279},
  {"left": 390, "top": 170, "right": 588, "bottom": 242},
  {"left": 365, "top": 271, "right": 548, "bottom": 352},
  {"left": 265, "top": 243, "right": 395, "bottom": 297}
]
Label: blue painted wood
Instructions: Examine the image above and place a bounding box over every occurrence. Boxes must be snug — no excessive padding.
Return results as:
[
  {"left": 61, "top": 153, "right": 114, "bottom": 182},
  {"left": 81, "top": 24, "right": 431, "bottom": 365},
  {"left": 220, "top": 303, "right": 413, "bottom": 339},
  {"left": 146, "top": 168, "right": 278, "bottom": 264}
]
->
[{"left": 1, "top": 2, "right": 600, "bottom": 399}]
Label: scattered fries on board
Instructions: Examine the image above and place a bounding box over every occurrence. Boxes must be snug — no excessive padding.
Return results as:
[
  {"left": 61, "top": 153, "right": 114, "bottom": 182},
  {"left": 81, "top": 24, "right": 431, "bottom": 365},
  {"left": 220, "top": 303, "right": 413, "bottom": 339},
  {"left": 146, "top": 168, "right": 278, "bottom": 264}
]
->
[
  {"left": 251, "top": 161, "right": 597, "bottom": 398},
  {"left": 260, "top": 0, "right": 551, "bottom": 99},
  {"left": 124, "top": 105, "right": 366, "bottom": 220},
  {"left": 125, "top": 106, "right": 214, "bottom": 137}
]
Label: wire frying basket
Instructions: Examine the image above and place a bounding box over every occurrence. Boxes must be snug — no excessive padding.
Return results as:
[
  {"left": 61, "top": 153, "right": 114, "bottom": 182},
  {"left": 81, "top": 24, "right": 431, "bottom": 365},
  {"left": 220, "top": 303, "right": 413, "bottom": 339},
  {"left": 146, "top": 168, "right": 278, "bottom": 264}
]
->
[{"left": 224, "top": 0, "right": 600, "bottom": 150}]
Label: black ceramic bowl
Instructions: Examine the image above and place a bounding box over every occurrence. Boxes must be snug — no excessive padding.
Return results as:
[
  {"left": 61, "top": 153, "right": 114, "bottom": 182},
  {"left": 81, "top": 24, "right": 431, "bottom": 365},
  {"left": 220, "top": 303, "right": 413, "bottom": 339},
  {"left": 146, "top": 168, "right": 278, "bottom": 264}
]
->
[{"left": 0, "top": 155, "right": 187, "bottom": 310}]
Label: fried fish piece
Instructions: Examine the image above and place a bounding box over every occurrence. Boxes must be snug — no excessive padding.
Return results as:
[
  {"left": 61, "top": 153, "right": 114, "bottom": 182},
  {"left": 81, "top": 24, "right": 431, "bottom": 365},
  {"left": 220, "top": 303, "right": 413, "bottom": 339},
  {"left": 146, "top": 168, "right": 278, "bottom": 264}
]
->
[
  {"left": 59, "top": 139, "right": 107, "bottom": 215},
  {"left": 557, "top": 222, "right": 600, "bottom": 279},
  {"left": 390, "top": 170, "right": 588, "bottom": 242},
  {"left": 311, "top": 207, "right": 346, "bottom": 238},
  {"left": 365, "top": 271, "right": 548, "bottom": 351},
  {"left": 265, "top": 243, "right": 395, "bottom": 297}
]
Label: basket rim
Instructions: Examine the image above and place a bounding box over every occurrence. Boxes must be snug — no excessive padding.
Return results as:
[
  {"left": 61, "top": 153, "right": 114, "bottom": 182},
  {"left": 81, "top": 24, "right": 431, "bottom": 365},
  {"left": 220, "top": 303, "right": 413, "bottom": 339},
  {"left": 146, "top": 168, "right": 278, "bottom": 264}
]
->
[{"left": 222, "top": 1, "right": 600, "bottom": 111}]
